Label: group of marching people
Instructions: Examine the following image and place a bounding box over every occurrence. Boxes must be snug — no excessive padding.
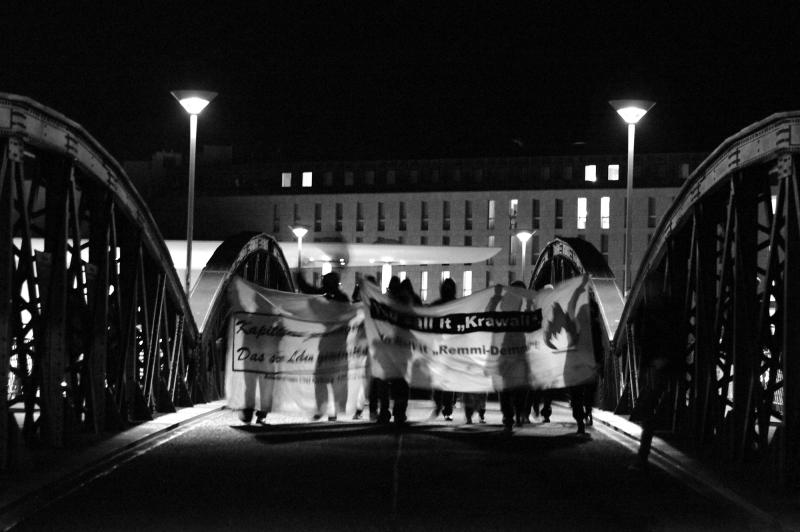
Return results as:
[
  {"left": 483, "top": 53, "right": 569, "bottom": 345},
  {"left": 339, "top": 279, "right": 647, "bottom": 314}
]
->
[{"left": 292, "top": 271, "right": 600, "bottom": 435}]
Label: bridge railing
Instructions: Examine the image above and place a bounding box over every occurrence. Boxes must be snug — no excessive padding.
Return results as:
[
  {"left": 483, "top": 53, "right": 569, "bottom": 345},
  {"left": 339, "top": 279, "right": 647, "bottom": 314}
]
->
[{"left": 614, "top": 112, "right": 800, "bottom": 487}]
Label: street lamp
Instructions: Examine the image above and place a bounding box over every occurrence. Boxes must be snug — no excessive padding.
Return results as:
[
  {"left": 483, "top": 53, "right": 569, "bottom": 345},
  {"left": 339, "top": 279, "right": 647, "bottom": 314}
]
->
[
  {"left": 171, "top": 90, "right": 217, "bottom": 294},
  {"left": 515, "top": 230, "right": 536, "bottom": 285},
  {"left": 609, "top": 99, "right": 655, "bottom": 297},
  {"left": 291, "top": 225, "right": 309, "bottom": 272}
]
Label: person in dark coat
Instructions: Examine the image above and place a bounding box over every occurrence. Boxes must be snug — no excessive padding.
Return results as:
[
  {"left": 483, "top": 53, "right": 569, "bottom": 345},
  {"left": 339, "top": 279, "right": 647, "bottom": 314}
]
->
[
  {"left": 429, "top": 279, "right": 457, "bottom": 421},
  {"left": 383, "top": 276, "right": 410, "bottom": 426},
  {"left": 296, "top": 271, "right": 349, "bottom": 303}
]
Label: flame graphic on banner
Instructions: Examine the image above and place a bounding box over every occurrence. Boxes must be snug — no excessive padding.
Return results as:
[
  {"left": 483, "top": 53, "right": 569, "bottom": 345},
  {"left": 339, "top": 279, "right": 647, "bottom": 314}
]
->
[{"left": 544, "top": 302, "right": 578, "bottom": 351}]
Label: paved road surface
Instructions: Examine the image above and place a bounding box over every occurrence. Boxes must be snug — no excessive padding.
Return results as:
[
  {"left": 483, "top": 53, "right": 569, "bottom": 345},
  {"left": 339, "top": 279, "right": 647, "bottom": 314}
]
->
[{"left": 10, "top": 402, "right": 772, "bottom": 531}]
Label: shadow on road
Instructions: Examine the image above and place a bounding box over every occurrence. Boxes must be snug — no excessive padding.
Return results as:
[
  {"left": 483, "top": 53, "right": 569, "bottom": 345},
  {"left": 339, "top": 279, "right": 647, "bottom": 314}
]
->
[{"left": 233, "top": 421, "right": 593, "bottom": 454}]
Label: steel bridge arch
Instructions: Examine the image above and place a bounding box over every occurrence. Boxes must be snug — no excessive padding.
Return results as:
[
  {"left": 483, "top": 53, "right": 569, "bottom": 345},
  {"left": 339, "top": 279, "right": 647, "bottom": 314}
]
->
[
  {"left": 529, "top": 236, "right": 625, "bottom": 408},
  {"left": 615, "top": 111, "right": 800, "bottom": 486},
  {"left": 0, "top": 92, "right": 202, "bottom": 463},
  {"left": 0, "top": 93, "right": 297, "bottom": 471},
  {"left": 189, "top": 232, "right": 294, "bottom": 403}
]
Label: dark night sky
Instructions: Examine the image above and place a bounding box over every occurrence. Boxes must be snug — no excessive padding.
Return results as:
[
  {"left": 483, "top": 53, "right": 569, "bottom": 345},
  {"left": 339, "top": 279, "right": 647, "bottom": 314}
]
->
[{"left": 5, "top": 3, "right": 800, "bottom": 162}]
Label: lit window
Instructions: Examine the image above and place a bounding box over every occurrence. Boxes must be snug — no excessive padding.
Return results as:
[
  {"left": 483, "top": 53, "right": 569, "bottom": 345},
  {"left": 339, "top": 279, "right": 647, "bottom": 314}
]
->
[
  {"left": 509, "top": 199, "right": 518, "bottom": 230},
  {"left": 399, "top": 271, "right": 407, "bottom": 281},
  {"left": 302, "top": 171, "right": 312, "bottom": 187},
  {"left": 600, "top": 197, "right": 610, "bottom": 229},
  {"left": 772, "top": 194, "right": 778, "bottom": 214},
  {"left": 421, "top": 271, "right": 428, "bottom": 301},
  {"left": 441, "top": 270, "right": 451, "bottom": 282},
  {"left": 486, "top": 235, "right": 495, "bottom": 265},
  {"left": 463, "top": 271, "right": 472, "bottom": 297},
  {"left": 281, "top": 172, "right": 292, "bottom": 187},
  {"left": 608, "top": 164, "right": 620, "bottom": 181},
  {"left": 508, "top": 235, "right": 517, "bottom": 265},
  {"left": 577, "top": 197, "right": 587, "bottom": 230},
  {"left": 584, "top": 165, "right": 597, "bottom": 182},
  {"left": 487, "top": 200, "right": 496, "bottom": 229}
]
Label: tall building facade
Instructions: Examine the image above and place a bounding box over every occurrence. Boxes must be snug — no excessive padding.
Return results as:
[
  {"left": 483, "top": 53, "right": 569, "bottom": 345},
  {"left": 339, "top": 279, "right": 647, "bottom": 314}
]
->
[{"left": 150, "top": 152, "right": 706, "bottom": 301}]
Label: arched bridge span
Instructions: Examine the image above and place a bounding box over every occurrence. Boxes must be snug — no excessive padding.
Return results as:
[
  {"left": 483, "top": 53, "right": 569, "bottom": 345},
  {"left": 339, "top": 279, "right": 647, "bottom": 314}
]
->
[
  {"left": 189, "top": 232, "right": 294, "bottom": 402},
  {"left": 615, "top": 111, "right": 800, "bottom": 486},
  {"left": 0, "top": 94, "right": 295, "bottom": 470},
  {"left": 529, "top": 236, "right": 625, "bottom": 411}
]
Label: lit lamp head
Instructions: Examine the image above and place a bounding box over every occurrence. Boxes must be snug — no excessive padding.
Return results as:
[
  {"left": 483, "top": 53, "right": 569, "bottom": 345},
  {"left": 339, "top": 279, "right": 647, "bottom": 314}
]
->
[
  {"left": 516, "top": 230, "right": 535, "bottom": 244},
  {"left": 609, "top": 99, "right": 655, "bottom": 124},
  {"left": 291, "top": 226, "right": 309, "bottom": 240},
  {"left": 171, "top": 90, "right": 218, "bottom": 115}
]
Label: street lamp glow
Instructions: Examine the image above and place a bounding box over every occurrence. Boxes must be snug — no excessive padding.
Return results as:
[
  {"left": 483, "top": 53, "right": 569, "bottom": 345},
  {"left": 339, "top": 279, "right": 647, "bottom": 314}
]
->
[
  {"left": 515, "top": 230, "right": 536, "bottom": 285},
  {"left": 172, "top": 89, "right": 217, "bottom": 294},
  {"left": 291, "top": 225, "right": 309, "bottom": 274},
  {"left": 610, "top": 98, "right": 655, "bottom": 297},
  {"left": 291, "top": 226, "right": 308, "bottom": 240},
  {"left": 609, "top": 99, "right": 655, "bottom": 124},
  {"left": 171, "top": 90, "right": 218, "bottom": 115}
]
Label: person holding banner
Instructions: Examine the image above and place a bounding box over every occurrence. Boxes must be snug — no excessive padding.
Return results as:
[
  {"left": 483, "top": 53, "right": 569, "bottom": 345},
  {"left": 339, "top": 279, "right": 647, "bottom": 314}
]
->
[
  {"left": 429, "top": 278, "right": 457, "bottom": 421},
  {"left": 488, "top": 282, "right": 535, "bottom": 434},
  {"left": 383, "top": 276, "right": 411, "bottom": 426},
  {"left": 297, "top": 271, "right": 352, "bottom": 421}
]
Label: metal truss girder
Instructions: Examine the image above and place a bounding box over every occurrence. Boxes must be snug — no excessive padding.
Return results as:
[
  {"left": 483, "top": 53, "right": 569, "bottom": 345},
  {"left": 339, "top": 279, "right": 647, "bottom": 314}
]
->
[
  {"left": 781, "top": 154, "right": 800, "bottom": 486},
  {"left": 731, "top": 172, "right": 760, "bottom": 460},
  {"left": 0, "top": 142, "right": 13, "bottom": 467},
  {"left": 40, "top": 155, "right": 71, "bottom": 447}
]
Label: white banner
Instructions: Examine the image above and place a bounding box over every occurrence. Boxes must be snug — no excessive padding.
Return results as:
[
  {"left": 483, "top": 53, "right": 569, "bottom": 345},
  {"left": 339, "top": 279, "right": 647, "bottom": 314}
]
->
[
  {"left": 224, "top": 275, "right": 599, "bottom": 417},
  {"left": 359, "top": 275, "right": 598, "bottom": 392},
  {"left": 224, "top": 277, "right": 369, "bottom": 417}
]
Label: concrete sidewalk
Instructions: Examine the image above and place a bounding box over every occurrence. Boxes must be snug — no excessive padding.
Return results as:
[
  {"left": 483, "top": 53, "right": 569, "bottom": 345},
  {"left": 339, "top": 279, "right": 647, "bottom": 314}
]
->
[{"left": 0, "top": 399, "right": 796, "bottom": 531}]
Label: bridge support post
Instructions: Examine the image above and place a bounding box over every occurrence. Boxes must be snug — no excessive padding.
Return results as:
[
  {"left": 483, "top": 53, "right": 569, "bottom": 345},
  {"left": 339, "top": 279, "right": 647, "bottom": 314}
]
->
[
  {"left": 731, "top": 172, "right": 759, "bottom": 461},
  {"left": 0, "top": 142, "right": 13, "bottom": 466},
  {"left": 782, "top": 154, "right": 800, "bottom": 487},
  {"left": 87, "top": 189, "right": 111, "bottom": 434},
  {"left": 40, "top": 157, "right": 72, "bottom": 447}
]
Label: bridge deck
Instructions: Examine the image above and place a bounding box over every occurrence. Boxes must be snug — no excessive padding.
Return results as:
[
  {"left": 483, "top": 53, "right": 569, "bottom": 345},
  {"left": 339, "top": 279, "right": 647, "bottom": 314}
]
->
[{"left": 0, "top": 401, "right": 791, "bottom": 531}]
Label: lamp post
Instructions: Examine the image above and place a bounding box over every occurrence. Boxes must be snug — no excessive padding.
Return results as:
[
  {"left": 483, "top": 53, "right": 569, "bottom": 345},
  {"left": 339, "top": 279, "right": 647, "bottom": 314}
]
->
[
  {"left": 171, "top": 90, "right": 217, "bottom": 294},
  {"left": 291, "top": 225, "right": 309, "bottom": 272},
  {"left": 609, "top": 99, "right": 655, "bottom": 297},
  {"left": 515, "top": 230, "right": 535, "bottom": 285}
]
